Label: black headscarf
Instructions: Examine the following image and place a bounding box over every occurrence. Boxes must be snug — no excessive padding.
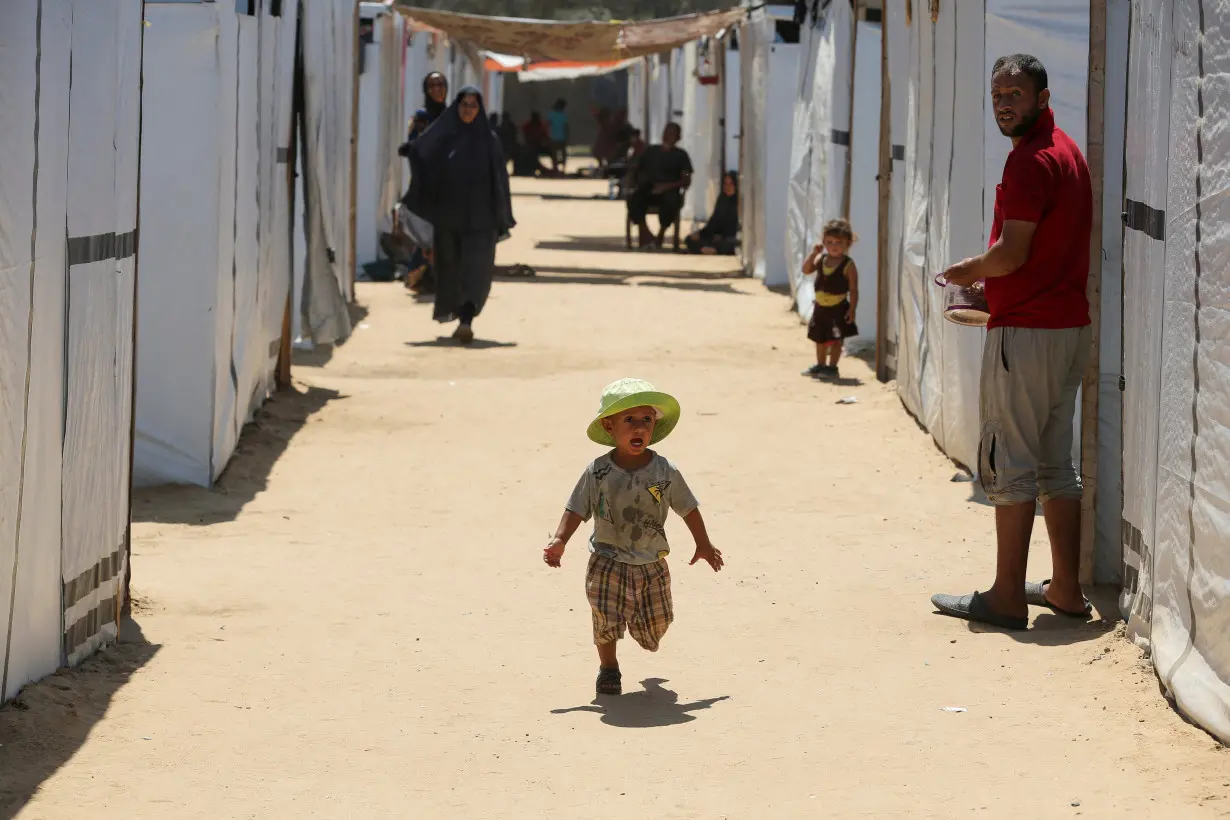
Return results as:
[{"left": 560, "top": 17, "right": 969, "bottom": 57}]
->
[
  {"left": 422, "top": 72, "right": 448, "bottom": 123},
  {"left": 703, "top": 171, "right": 740, "bottom": 237},
  {"left": 403, "top": 86, "right": 515, "bottom": 236}
]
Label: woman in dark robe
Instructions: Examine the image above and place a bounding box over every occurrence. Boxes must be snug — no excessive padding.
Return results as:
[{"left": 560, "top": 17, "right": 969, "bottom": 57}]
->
[
  {"left": 422, "top": 71, "right": 448, "bottom": 124},
  {"left": 403, "top": 86, "right": 515, "bottom": 344},
  {"left": 685, "top": 171, "right": 740, "bottom": 255}
]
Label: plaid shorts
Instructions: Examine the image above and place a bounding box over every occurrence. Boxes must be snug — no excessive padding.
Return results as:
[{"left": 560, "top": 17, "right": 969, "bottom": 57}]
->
[{"left": 585, "top": 553, "right": 674, "bottom": 651}]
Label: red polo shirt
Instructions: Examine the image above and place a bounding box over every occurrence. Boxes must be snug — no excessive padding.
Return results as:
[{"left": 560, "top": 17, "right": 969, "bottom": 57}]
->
[{"left": 985, "top": 107, "right": 1092, "bottom": 329}]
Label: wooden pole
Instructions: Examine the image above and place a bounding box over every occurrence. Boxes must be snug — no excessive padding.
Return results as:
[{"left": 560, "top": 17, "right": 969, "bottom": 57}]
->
[
  {"left": 348, "top": 0, "right": 360, "bottom": 301},
  {"left": 1080, "top": 0, "right": 1107, "bottom": 585},
  {"left": 841, "top": 1, "right": 859, "bottom": 219},
  {"left": 875, "top": 9, "right": 891, "bottom": 383},
  {"left": 121, "top": 0, "right": 150, "bottom": 631}
]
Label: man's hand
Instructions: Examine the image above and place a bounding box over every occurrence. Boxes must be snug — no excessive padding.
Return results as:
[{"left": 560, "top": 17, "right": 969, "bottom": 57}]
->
[
  {"left": 942, "top": 256, "right": 982, "bottom": 288},
  {"left": 543, "top": 538, "right": 565, "bottom": 568},
  {"left": 689, "top": 542, "right": 724, "bottom": 572}
]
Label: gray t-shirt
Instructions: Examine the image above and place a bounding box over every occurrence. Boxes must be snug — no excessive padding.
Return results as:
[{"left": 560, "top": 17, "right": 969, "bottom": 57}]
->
[{"left": 565, "top": 452, "right": 699, "bottom": 565}]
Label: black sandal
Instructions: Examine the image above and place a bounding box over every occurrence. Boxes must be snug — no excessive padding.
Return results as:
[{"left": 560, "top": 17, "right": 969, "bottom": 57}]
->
[{"left": 595, "top": 666, "right": 622, "bottom": 696}]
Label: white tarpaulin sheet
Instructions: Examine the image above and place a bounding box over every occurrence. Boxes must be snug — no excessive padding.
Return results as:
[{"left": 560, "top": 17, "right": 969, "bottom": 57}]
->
[
  {"left": 357, "top": 5, "right": 406, "bottom": 268},
  {"left": 890, "top": 2, "right": 1087, "bottom": 471},
  {"left": 738, "top": 11, "right": 770, "bottom": 279},
  {"left": 1, "top": 0, "right": 141, "bottom": 697},
  {"left": 883, "top": 0, "right": 909, "bottom": 377},
  {"left": 785, "top": 1, "right": 848, "bottom": 308},
  {"left": 1119, "top": 0, "right": 1230, "bottom": 745},
  {"left": 680, "top": 39, "right": 723, "bottom": 224},
  {"left": 136, "top": 0, "right": 314, "bottom": 488}
]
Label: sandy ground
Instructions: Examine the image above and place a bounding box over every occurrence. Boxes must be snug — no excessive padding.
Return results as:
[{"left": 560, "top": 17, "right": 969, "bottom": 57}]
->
[{"left": 2, "top": 173, "right": 1228, "bottom": 819}]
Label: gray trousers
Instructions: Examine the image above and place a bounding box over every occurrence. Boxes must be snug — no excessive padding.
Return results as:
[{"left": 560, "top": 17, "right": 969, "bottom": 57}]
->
[{"left": 978, "top": 325, "right": 1093, "bottom": 506}]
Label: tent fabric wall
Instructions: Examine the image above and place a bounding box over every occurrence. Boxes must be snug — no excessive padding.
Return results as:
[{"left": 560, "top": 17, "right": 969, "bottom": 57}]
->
[
  {"left": 681, "top": 40, "right": 724, "bottom": 225},
  {"left": 137, "top": 0, "right": 339, "bottom": 488},
  {"left": 784, "top": 1, "right": 850, "bottom": 308},
  {"left": 738, "top": 11, "right": 772, "bottom": 280},
  {"left": 1, "top": 0, "right": 141, "bottom": 698},
  {"left": 1094, "top": 0, "right": 1131, "bottom": 584},
  {"left": 890, "top": 2, "right": 1087, "bottom": 471},
  {"left": 357, "top": 5, "right": 406, "bottom": 269},
  {"left": 882, "top": 0, "right": 910, "bottom": 378},
  {"left": 1118, "top": 0, "right": 1230, "bottom": 746},
  {"left": 298, "top": 0, "right": 357, "bottom": 343}
]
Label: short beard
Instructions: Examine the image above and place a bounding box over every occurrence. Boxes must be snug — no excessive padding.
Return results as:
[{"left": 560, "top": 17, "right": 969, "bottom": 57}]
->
[{"left": 1001, "top": 107, "right": 1042, "bottom": 138}]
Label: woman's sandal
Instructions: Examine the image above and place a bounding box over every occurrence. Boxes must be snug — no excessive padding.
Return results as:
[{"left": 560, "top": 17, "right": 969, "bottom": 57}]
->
[{"left": 595, "top": 666, "right": 622, "bottom": 696}]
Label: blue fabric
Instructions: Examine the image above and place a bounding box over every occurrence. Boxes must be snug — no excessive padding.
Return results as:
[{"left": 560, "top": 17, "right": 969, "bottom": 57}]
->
[{"left": 547, "top": 110, "right": 568, "bottom": 142}]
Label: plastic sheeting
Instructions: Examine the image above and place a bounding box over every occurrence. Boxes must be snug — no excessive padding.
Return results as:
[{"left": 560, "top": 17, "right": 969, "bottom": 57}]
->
[
  {"left": 738, "top": 10, "right": 772, "bottom": 280},
  {"left": 890, "top": 2, "right": 1087, "bottom": 471},
  {"left": 680, "top": 40, "right": 723, "bottom": 225},
  {"left": 1, "top": 0, "right": 141, "bottom": 698},
  {"left": 136, "top": 0, "right": 329, "bottom": 488},
  {"left": 882, "top": 1, "right": 909, "bottom": 377},
  {"left": 357, "top": 5, "right": 406, "bottom": 268},
  {"left": 1118, "top": 0, "right": 1230, "bottom": 746}
]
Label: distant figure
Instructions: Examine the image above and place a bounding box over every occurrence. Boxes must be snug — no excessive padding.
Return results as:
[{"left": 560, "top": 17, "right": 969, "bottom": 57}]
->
[
  {"left": 498, "top": 112, "right": 519, "bottom": 163},
  {"left": 685, "top": 171, "right": 739, "bottom": 256},
  {"left": 422, "top": 71, "right": 448, "bottom": 125},
  {"left": 403, "top": 87, "right": 515, "bottom": 344},
  {"left": 523, "top": 112, "right": 551, "bottom": 160},
  {"left": 547, "top": 98, "right": 570, "bottom": 172},
  {"left": 626, "top": 122, "right": 691, "bottom": 248}
]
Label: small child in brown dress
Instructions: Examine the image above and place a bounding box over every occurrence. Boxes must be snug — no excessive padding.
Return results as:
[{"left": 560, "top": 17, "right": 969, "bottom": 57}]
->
[{"left": 801, "top": 218, "right": 859, "bottom": 380}]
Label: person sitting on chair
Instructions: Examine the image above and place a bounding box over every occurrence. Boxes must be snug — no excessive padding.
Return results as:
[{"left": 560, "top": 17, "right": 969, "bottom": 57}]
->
[
  {"left": 685, "top": 171, "right": 740, "bottom": 255},
  {"left": 626, "top": 122, "right": 692, "bottom": 249}
]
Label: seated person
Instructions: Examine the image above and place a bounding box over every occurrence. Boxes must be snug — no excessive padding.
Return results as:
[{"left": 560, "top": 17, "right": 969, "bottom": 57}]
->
[
  {"left": 626, "top": 123, "right": 691, "bottom": 248},
  {"left": 685, "top": 171, "right": 740, "bottom": 255}
]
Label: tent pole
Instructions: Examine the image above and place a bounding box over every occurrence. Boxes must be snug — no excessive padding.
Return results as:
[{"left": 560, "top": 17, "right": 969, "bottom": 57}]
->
[
  {"left": 348, "top": 0, "right": 360, "bottom": 301},
  {"left": 122, "top": 0, "right": 151, "bottom": 633},
  {"left": 841, "top": 1, "right": 859, "bottom": 218},
  {"left": 1080, "top": 0, "right": 1107, "bottom": 585},
  {"left": 875, "top": 6, "right": 890, "bottom": 383}
]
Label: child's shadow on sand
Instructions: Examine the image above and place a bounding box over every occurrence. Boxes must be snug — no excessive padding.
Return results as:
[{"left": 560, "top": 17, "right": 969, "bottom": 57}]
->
[{"left": 550, "top": 678, "right": 729, "bottom": 728}]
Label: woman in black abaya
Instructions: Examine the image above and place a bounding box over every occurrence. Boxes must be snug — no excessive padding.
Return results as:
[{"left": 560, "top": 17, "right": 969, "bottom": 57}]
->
[{"left": 404, "top": 86, "right": 514, "bottom": 344}]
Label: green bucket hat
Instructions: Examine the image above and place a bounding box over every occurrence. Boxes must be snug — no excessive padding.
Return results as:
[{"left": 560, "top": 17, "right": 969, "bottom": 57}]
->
[{"left": 586, "top": 378, "right": 681, "bottom": 447}]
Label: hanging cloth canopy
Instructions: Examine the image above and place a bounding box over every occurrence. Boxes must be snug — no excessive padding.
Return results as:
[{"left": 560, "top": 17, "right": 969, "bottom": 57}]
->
[{"left": 392, "top": 5, "right": 749, "bottom": 63}]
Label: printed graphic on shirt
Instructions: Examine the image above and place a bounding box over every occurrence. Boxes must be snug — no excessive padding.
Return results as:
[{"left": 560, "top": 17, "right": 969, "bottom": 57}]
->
[
  {"left": 596, "top": 492, "right": 614, "bottom": 525},
  {"left": 646, "top": 480, "right": 671, "bottom": 505}
]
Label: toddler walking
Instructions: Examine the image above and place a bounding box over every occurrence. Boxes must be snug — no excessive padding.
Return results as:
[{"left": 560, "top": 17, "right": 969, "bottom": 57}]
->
[
  {"left": 543, "top": 378, "right": 724, "bottom": 696},
  {"left": 801, "top": 218, "right": 860, "bottom": 380}
]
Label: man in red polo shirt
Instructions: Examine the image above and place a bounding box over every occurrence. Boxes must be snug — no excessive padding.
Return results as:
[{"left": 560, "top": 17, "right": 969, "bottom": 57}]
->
[{"left": 931, "top": 55, "right": 1094, "bottom": 630}]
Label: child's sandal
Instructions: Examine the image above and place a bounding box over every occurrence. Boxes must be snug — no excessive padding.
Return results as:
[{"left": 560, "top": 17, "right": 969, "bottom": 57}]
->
[{"left": 595, "top": 666, "right": 622, "bottom": 696}]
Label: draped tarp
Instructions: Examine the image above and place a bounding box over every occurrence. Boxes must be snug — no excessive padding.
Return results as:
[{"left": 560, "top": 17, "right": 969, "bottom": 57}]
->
[
  {"left": 1118, "top": 0, "right": 1230, "bottom": 746},
  {"left": 391, "top": 5, "right": 747, "bottom": 63}
]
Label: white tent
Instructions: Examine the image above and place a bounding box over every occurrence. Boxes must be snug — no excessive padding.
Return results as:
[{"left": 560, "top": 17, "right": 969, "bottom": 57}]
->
[
  {"left": 1116, "top": 0, "right": 1230, "bottom": 746},
  {"left": 680, "top": 39, "right": 724, "bottom": 224},
  {"left": 1, "top": 0, "right": 142, "bottom": 700},
  {"left": 136, "top": 0, "right": 353, "bottom": 487},
  {"left": 738, "top": 10, "right": 771, "bottom": 280},
  {"left": 357, "top": 2, "right": 407, "bottom": 270}
]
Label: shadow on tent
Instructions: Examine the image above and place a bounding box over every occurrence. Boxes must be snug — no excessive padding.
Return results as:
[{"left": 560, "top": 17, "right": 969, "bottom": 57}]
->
[
  {"left": 130, "top": 383, "right": 342, "bottom": 526},
  {"left": 0, "top": 616, "right": 160, "bottom": 817},
  {"left": 291, "top": 301, "right": 370, "bottom": 369}
]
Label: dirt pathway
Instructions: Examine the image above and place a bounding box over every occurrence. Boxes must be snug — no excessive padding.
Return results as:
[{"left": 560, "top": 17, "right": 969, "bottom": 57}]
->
[{"left": 2, "top": 175, "right": 1227, "bottom": 819}]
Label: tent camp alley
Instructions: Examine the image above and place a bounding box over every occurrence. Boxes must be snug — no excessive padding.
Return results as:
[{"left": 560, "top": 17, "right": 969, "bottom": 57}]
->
[{"left": 1, "top": 1, "right": 1229, "bottom": 817}]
